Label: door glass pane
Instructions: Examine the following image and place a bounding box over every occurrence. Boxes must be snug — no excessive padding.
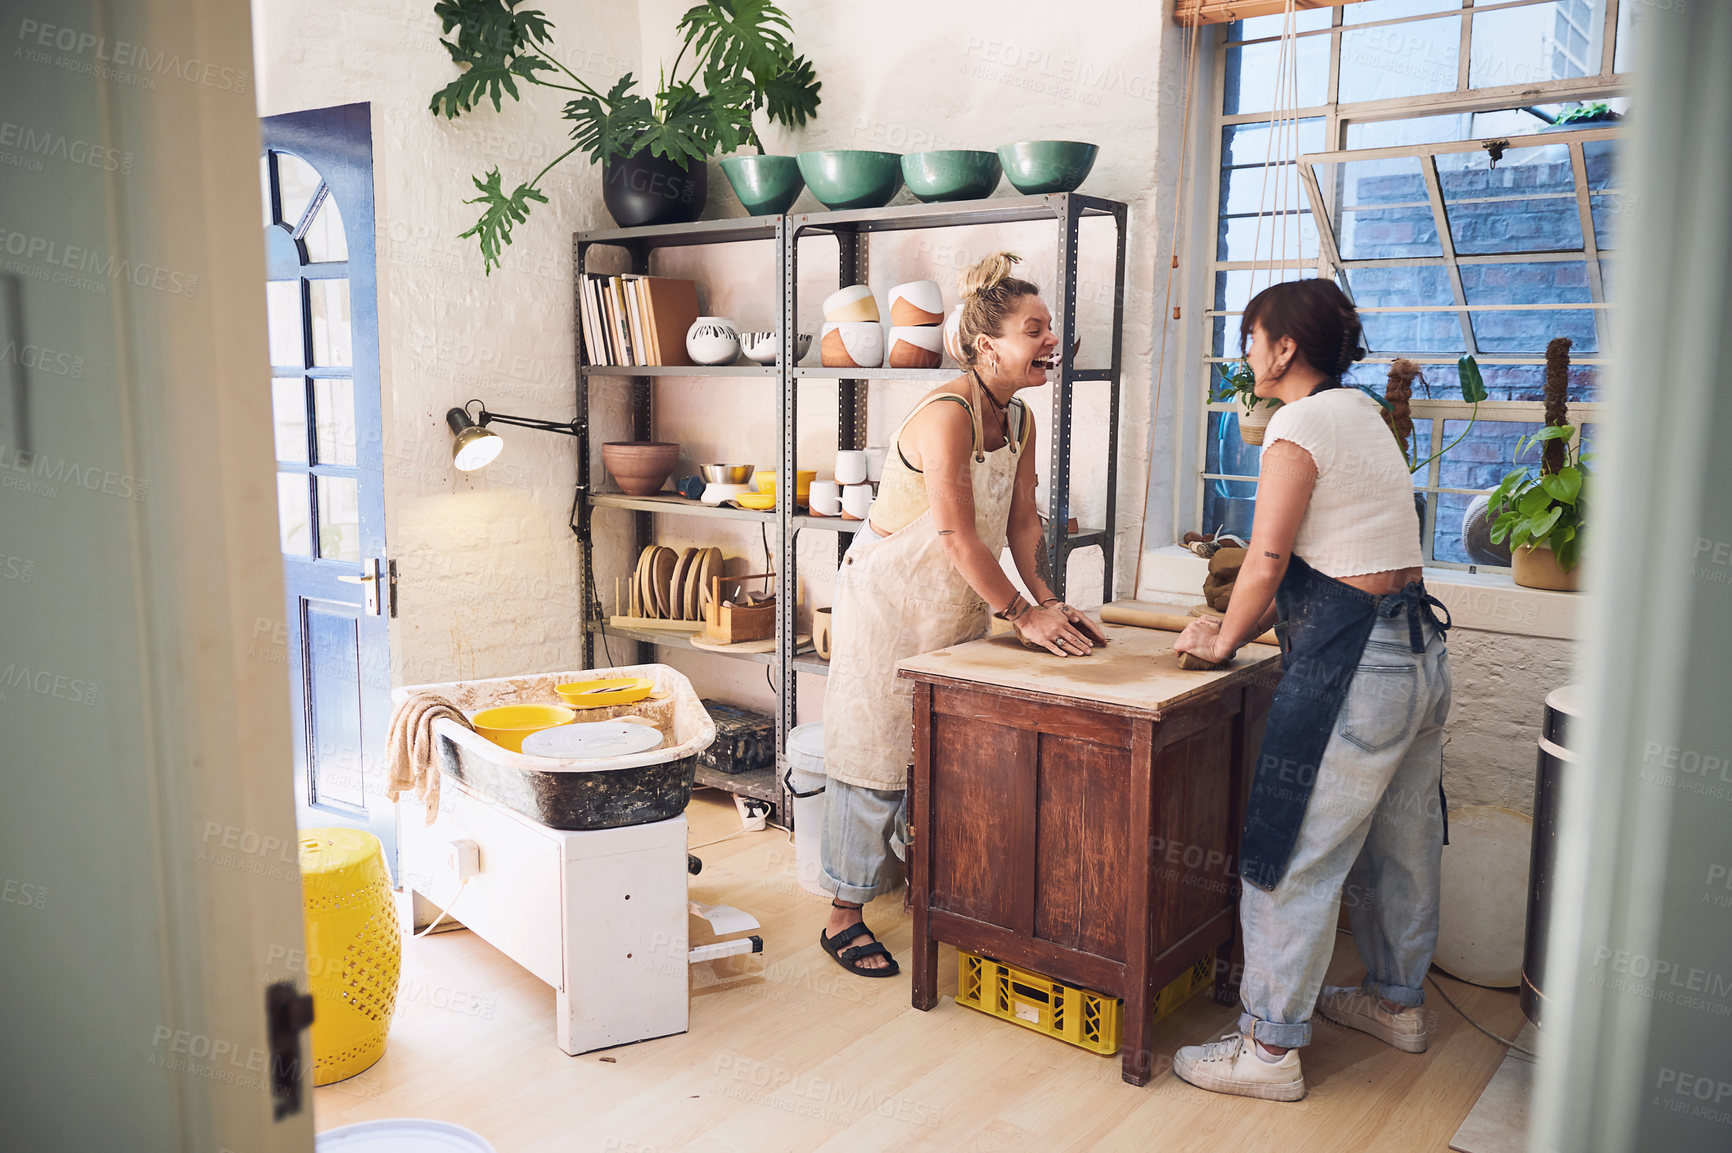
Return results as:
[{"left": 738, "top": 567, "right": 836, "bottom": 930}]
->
[
  {"left": 1470, "top": 1, "right": 1606, "bottom": 89},
  {"left": 271, "top": 377, "right": 308, "bottom": 462},
  {"left": 1340, "top": 16, "right": 1462, "bottom": 103},
  {"left": 260, "top": 154, "right": 274, "bottom": 227},
  {"left": 1459, "top": 261, "right": 1597, "bottom": 354},
  {"left": 308, "top": 279, "right": 353, "bottom": 366},
  {"left": 1220, "top": 213, "right": 1318, "bottom": 262},
  {"left": 277, "top": 473, "right": 312, "bottom": 556},
  {"left": 1437, "top": 145, "right": 1582, "bottom": 255},
  {"left": 306, "top": 606, "right": 365, "bottom": 809},
  {"left": 1222, "top": 119, "right": 1327, "bottom": 166},
  {"left": 266, "top": 281, "right": 303, "bottom": 368},
  {"left": 317, "top": 476, "right": 361, "bottom": 562},
  {"left": 1201, "top": 477, "right": 1257, "bottom": 541},
  {"left": 312, "top": 377, "right": 356, "bottom": 466},
  {"left": 275, "top": 151, "right": 324, "bottom": 229},
  {"left": 303, "top": 193, "right": 348, "bottom": 264}
]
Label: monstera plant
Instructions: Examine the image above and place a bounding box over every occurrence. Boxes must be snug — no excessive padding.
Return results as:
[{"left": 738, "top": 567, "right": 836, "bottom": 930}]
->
[{"left": 430, "top": 0, "right": 822, "bottom": 269}]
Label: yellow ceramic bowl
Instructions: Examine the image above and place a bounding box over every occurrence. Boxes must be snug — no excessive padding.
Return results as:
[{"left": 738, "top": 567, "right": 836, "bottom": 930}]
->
[
  {"left": 752, "top": 469, "right": 778, "bottom": 496},
  {"left": 554, "top": 676, "right": 655, "bottom": 709},
  {"left": 471, "top": 704, "right": 576, "bottom": 752},
  {"left": 794, "top": 469, "right": 817, "bottom": 503},
  {"left": 736, "top": 491, "right": 777, "bottom": 510}
]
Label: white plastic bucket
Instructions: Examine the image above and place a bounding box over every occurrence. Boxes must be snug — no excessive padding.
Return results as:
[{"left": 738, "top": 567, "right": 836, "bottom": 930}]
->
[{"left": 785, "top": 722, "right": 827, "bottom": 897}]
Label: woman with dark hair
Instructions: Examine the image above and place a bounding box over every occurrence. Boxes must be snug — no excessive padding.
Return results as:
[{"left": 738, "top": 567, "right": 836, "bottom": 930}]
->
[
  {"left": 1170, "top": 278, "right": 1453, "bottom": 1101},
  {"left": 817, "top": 252, "right": 1107, "bottom": 977}
]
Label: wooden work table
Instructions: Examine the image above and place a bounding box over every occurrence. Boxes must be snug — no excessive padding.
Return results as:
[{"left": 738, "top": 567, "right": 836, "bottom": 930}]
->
[{"left": 897, "top": 621, "right": 1281, "bottom": 1085}]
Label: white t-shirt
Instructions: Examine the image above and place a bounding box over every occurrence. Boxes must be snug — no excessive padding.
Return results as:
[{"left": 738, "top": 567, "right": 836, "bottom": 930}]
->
[{"left": 1260, "top": 388, "right": 1423, "bottom": 578}]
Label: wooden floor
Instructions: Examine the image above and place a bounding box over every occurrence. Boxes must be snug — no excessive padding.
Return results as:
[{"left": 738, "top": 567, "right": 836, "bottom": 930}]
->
[{"left": 314, "top": 792, "right": 1526, "bottom": 1152}]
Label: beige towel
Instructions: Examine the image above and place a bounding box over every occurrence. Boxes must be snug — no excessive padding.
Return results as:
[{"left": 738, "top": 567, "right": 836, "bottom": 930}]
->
[{"left": 386, "top": 692, "right": 471, "bottom": 824}]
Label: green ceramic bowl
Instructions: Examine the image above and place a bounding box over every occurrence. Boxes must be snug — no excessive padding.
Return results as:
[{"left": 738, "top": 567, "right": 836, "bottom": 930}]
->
[
  {"left": 719, "top": 154, "right": 804, "bottom": 217},
  {"left": 796, "top": 150, "right": 903, "bottom": 210},
  {"left": 997, "top": 140, "right": 1100, "bottom": 195},
  {"left": 901, "top": 150, "right": 1002, "bottom": 203}
]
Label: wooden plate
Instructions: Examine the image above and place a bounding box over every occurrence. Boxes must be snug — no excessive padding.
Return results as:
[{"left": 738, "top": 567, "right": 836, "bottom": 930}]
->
[
  {"left": 683, "top": 552, "right": 702, "bottom": 620},
  {"left": 651, "top": 547, "right": 676, "bottom": 618},
  {"left": 669, "top": 547, "right": 698, "bottom": 621},
  {"left": 699, "top": 547, "right": 723, "bottom": 613},
  {"left": 631, "top": 546, "right": 655, "bottom": 618}
]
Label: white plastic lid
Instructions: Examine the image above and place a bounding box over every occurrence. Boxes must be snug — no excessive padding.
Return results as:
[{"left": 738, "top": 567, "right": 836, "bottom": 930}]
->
[
  {"left": 787, "top": 722, "right": 825, "bottom": 761},
  {"left": 520, "top": 721, "right": 663, "bottom": 759},
  {"left": 316, "top": 1119, "right": 496, "bottom": 1153}
]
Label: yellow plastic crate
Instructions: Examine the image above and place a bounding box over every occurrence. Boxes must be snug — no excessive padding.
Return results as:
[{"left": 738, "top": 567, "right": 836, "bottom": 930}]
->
[{"left": 956, "top": 950, "right": 1216, "bottom": 1057}]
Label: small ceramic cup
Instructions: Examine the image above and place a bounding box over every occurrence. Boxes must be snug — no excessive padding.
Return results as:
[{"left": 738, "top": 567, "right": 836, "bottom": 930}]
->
[
  {"left": 807, "top": 480, "right": 841, "bottom": 516},
  {"left": 835, "top": 450, "right": 868, "bottom": 486},
  {"left": 841, "top": 483, "right": 873, "bottom": 520},
  {"left": 865, "top": 446, "right": 887, "bottom": 483}
]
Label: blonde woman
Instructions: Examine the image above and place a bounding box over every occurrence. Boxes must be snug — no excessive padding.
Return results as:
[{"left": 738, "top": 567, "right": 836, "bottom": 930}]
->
[{"left": 818, "top": 253, "right": 1106, "bottom": 976}]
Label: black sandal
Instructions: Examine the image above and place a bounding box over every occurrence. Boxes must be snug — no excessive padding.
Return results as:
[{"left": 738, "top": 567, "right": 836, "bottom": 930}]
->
[{"left": 820, "top": 920, "right": 901, "bottom": 978}]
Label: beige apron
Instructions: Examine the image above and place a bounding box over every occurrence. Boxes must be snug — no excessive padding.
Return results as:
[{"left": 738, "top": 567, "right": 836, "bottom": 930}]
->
[{"left": 821, "top": 388, "right": 1024, "bottom": 792}]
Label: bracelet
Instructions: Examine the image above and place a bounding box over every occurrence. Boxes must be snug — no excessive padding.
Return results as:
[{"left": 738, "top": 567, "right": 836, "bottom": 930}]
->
[
  {"left": 1038, "top": 597, "right": 1063, "bottom": 607},
  {"left": 993, "top": 593, "right": 1031, "bottom": 622}
]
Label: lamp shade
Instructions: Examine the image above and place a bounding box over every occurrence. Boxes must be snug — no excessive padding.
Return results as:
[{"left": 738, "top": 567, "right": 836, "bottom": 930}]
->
[{"left": 446, "top": 407, "right": 503, "bottom": 471}]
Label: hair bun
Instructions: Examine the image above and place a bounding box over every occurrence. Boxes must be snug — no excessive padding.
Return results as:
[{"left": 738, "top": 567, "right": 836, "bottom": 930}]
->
[{"left": 957, "top": 252, "right": 1023, "bottom": 300}]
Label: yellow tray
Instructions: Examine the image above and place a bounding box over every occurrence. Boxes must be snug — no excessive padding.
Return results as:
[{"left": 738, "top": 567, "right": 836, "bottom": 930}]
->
[{"left": 555, "top": 676, "right": 655, "bottom": 709}]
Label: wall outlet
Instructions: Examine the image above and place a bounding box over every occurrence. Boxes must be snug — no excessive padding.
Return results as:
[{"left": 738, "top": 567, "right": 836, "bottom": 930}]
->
[
  {"left": 733, "top": 796, "right": 769, "bottom": 833},
  {"left": 443, "top": 836, "right": 479, "bottom": 883}
]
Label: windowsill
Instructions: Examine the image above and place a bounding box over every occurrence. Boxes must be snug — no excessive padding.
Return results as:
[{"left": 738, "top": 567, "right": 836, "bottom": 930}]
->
[{"left": 1133, "top": 546, "right": 1578, "bottom": 640}]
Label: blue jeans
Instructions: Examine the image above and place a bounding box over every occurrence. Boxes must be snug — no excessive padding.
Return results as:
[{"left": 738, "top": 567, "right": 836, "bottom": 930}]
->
[
  {"left": 820, "top": 778, "right": 907, "bottom": 904},
  {"left": 1237, "top": 611, "right": 1453, "bottom": 1048}
]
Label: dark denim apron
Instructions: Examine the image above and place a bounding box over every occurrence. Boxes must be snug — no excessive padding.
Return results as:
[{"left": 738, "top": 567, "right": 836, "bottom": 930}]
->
[{"left": 1238, "top": 556, "right": 1453, "bottom": 891}]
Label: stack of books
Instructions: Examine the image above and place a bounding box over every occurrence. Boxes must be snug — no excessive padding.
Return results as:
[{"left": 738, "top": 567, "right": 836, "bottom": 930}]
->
[{"left": 579, "top": 274, "right": 701, "bottom": 367}]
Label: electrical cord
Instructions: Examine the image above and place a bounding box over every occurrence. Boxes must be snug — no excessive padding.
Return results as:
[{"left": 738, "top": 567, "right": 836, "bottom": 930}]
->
[
  {"left": 1334, "top": 927, "right": 1535, "bottom": 1058},
  {"left": 413, "top": 879, "right": 468, "bottom": 938}
]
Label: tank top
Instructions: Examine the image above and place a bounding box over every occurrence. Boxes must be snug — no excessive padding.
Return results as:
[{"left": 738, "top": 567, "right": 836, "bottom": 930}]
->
[{"left": 871, "top": 389, "right": 1030, "bottom": 535}]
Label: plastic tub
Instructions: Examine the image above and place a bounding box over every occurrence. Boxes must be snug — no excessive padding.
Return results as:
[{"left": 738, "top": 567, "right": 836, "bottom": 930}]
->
[
  {"left": 316, "top": 1119, "right": 496, "bottom": 1152},
  {"left": 785, "top": 722, "right": 827, "bottom": 897},
  {"left": 393, "top": 664, "right": 715, "bottom": 831}
]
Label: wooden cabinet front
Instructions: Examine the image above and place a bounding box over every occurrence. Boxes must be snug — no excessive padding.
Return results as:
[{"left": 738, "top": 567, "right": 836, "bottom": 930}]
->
[{"left": 902, "top": 629, "right": 1276, "bottom": 1085}]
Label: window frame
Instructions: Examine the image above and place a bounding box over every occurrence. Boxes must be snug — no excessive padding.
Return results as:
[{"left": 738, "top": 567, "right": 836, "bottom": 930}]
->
[{"left": 1192, "top": 0, "right": 1629, "bottom": 570}]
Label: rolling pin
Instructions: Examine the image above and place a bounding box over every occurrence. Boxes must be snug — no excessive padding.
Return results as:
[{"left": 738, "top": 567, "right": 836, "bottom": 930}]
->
[{"left": 1099, "top": 602, "right": 1278, "bottom": 670}]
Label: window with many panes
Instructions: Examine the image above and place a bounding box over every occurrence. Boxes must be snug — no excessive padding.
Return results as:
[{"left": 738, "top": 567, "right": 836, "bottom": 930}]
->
[{"left": 1198, "top": 0, "right": 1633, "bottom": 567}]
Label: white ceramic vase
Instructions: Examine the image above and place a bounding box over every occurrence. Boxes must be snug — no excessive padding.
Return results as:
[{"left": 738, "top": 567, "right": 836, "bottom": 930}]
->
[
  {"left": 686, "top": 316, "right": 741, "bottom": 366},
  {"left": 888, "top": 280, "right": 944, "bottom": 326}
]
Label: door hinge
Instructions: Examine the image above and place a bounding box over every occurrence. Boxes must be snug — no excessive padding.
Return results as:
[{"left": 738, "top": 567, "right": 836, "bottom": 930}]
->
[{"left": 265, "top": 980, "right": 315, "bottom": 1120}]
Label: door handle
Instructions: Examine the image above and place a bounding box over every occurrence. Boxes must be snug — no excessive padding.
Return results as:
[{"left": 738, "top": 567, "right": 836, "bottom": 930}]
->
[{"left": 337, "top": 557, "right": 383, "bottom": 616}]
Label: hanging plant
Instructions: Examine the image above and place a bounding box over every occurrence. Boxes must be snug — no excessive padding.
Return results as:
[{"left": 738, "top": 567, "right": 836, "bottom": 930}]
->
[{"left": 429, "top": 0, "right": 822, "bottom": 271}]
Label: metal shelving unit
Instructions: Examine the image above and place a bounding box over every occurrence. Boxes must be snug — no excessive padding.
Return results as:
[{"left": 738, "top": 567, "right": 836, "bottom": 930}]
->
[{"left": 573, "top": 193, "right": 1128, "bottom": 817}]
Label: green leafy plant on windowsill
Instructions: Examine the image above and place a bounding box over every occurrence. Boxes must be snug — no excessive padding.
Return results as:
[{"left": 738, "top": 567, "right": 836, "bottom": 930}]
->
[
  {"left": 428, "top": 0, "right": 822, "bottom": 272},
  {"left": 1209, "top": 359, "right": 1275, "bottom": 415},
  {"left": 1488, "top": 425, "right": 1589, "bottom": 570}
]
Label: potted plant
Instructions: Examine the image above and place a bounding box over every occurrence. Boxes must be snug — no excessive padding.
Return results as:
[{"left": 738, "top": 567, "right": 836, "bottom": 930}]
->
[
  {"left": 429, "top": 0, "right": 822, "bottom": 267},
  {"left": 1488, "top": 338, "right": 1587, "bottom": 590},
  {"left": 1211, "top": 359, "right": 1279, "bottom": 445}
]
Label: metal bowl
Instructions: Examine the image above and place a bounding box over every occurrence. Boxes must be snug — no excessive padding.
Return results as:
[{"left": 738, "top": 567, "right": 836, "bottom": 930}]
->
[{"left": 699, "top": 463, "right": 754, "bottom": 484}]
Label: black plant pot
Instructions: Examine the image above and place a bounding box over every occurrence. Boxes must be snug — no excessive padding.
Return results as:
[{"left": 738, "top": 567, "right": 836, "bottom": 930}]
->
[{"left": 601, "top": 151, "right": 707, "bottom": 228}]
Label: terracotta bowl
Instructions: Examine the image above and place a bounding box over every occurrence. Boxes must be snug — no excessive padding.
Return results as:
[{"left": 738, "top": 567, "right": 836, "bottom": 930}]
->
[{"left": 602, "top": 442, "right": 681, "bottom": 496}]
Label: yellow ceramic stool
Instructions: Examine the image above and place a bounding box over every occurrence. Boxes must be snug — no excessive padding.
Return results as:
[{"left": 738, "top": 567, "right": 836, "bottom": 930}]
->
[{"left": 299, "top": 827, "right": 401, "bottom": 1085}]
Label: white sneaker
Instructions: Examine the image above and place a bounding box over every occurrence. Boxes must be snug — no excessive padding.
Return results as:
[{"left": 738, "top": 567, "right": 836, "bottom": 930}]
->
[
  {"left": 1172, "top": 1032, "right": 1306, "bottom": 1101},
  {"left": 1317, "top": 985, "right": 1429, "bottom": 1053}
]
